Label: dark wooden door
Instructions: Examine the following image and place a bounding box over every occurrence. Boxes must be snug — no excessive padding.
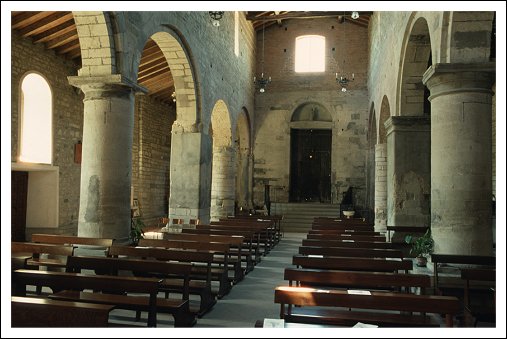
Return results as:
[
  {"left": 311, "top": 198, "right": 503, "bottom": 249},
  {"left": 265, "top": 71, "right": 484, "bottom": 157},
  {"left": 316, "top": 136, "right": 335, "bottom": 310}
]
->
[
  {"left": 290, "top": 129, "right": 331, "bottom": 203},
  {"left": 12, "top": 171, "right": 28, "bottom": 241}
]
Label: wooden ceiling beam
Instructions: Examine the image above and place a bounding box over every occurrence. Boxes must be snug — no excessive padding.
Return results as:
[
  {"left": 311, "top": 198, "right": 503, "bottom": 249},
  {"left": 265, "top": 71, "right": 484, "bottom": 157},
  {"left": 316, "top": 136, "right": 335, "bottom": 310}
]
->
[
  {"left": 140, "top": 75, "right": 174, "bottom": 88},
  {"left": 55, "top": 39, "right": 80, "bottom": 55},
  {"left": 12, "top": 11, "right": 54, "bottom": 29},
  {"left": 45, "top": 30, "right": 78, "bottom": 49},
  {"left": 138, "top": 66, "right": 170, "bottom": 82},
  {"left": 19, "top": 12, "right": 74, "bottom": 37},
  {"left": 138, "top": 57, "right": 167, "bottom": 73},
  {"left": 31, "top": 20, "right": 76, "bottom": 43}
]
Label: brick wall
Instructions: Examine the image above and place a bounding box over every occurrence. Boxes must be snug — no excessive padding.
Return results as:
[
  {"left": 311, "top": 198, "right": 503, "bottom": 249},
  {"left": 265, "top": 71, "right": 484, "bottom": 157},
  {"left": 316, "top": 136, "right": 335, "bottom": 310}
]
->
[{"left": 253, "top": 18, "right": 369, "bottom": 208}]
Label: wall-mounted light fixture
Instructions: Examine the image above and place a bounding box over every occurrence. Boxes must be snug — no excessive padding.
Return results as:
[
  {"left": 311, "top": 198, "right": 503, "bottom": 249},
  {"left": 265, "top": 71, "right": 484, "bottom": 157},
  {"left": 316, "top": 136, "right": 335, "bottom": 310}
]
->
[
  {"left": 351, "top": 11, "right": 359, "bottom": 20},
  {"left": 209, "top": 11, "right": 224, "bottom": 27}
]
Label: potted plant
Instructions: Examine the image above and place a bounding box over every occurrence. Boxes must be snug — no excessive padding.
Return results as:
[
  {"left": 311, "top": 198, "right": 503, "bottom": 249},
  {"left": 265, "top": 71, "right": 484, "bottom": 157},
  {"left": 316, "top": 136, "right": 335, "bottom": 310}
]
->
[
  {"left": 130, "top": 218, "right": 145, "bottom": 246},
  {"left": 405, "top": 229, "right": 434, "bottom": 267}
]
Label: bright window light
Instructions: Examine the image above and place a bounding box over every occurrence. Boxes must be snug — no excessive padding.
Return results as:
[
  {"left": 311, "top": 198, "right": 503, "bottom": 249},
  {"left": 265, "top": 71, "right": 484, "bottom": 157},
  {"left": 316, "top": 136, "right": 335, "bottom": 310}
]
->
[
  {"left": 295, "top": 35, "right": 325, "bottom": 73},
  {"left": 20, "top": 73, "right": 52, "bottom": 164}
]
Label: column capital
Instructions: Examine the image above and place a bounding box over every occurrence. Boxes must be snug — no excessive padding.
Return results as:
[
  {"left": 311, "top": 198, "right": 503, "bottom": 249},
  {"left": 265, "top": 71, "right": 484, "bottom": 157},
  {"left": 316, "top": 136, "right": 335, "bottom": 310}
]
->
[
  {"left": 422, "top": 62, "right": 495, "bottom": 101},
  {"left": 385, "top": 116, "right": 431, "bottom": 136},
  {"left": 68, "top": 74, "right": 148, "bottom": 100}
]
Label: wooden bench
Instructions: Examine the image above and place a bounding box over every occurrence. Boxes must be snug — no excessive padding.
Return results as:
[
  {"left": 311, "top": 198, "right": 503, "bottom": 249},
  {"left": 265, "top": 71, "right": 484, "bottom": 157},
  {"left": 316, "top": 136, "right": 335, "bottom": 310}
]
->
[
  {"left": 158, "top": 233, "right": 246, "bottom": 282},
  {"left": 225, "top": 214, "right": 283, "bottom": 243},
  {"left": 461, "top": 268, "right": 496, "bottom": 327},
  {"left": 11, "top": 242, "right": 74, "bottom": 269},
  {"left": 64, "top": 255, "right": 195, "bottom": 326},
  {"left": 31, "top": 234, "right": 114, "bottom": 256},
  {"left": 285, "top": 268, "right": 430, "bottom": 294},
  {"left": 274, "top": 286, "right": 460, "bottom": 327},
  {"left": 302, "top": 239, "right": 394, "bottom": 249},
  {"left": 306, "top": 234, "right": 386, "bottom": 242},
  {"left": 11, "top": 296, "right": 114, "bottom": 327},
  {"left": 205, "top": 222, "right": 271, "bottom": 257},
  {"left": 12, "top": 269, "right": 162, "bottom": 327},
  {"left": 299, "top": 246, "right": 404, "bottom": 259},
  {"left": 109, "top": 245, "right": 216, "bottom": 316},
  {"left": 311, "top": 224, "right": 375, "bottom": 232},
  {"left": 138, "top": 238, "right": 232, "bottom": 296},
  {"left": 215, "top": 219, "right": 276, "bottom": 251},
  {"left": 308, "top": 229, "right": 381, "bottom": 236},
  {"left": 293, "top": 255, "right": 413, "bottom": 273},
  {"left": 183, "top": 228, "right": 259, "bottom": 269},
  {"left": 430, "top": 254, "right": 495, "bottom": 295}
]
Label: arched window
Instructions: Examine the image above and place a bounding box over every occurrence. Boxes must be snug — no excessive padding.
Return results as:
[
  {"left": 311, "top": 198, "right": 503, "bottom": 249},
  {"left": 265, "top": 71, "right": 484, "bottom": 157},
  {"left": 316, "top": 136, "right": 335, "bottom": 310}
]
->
[
  {"left": 19, "top": 73, "right": 52, "bottom": 164},
  {"left": 295, "top": 35, "right": 325, "bottom": 73}
]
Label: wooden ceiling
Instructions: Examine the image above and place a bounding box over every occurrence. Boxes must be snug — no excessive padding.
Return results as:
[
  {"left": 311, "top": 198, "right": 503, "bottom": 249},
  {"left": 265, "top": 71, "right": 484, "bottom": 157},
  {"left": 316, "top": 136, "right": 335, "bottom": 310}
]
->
[
  {"left": 11, "top": 11, "right": 174, "bottom": 104},
  {"left": 11, "top": 11, "right": 371, "bottom": 105},
  {"left": 246, "top": 11, "right": 372, "bottom": 30}
]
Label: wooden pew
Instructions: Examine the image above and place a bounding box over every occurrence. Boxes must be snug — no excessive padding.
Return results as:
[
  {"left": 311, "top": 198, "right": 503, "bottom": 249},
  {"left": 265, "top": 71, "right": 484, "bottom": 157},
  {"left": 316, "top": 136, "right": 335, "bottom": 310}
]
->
[
  {"left": 12, "top": 269, "right": 162, "bottom": 327},
  {"left": 306, "top": 234, "right": 386, "bottom": 242},
  {"left": 225, "top": 214, "right": 283, "bottom": 243},
  {"left": 461, "top": 268, "right": 496, "bottom": 327},
  {"left": 293, "top": 255, "right": 413, "bottom": 273},
  {"left": 274, "top": 286, "right": 460, "bottom": 327},
  {"left": 109, "top": 245, "right": 216, "bottom": 316},
  {"left": 430, "top": 254, "right": 495, "bottom": 295},
  {"left": 284, "top": 268, "right": 430, "bottom": 294},
  {"left": 11, "top": 242, "right": 74, "bottom": 269},
  {"left": 206, "top": 222, "right": 271, "bottom": 256},
  {"left": 302, "top": 239, "right": 394, "bottom": 249},
  {"left": 215, "top": 218, "right": 276, "bottom": 251},
  {"left": 12, "top": 296, "right": 114, "bottom": 327},
  {"left": 31, "top": 234, "right": 114, "bottom": 256},
  {"left": 159, "top": 233, "right": 245, "bottom": 282},
  {"left": 183, "top": 228, "right": 259, "bottom": 269},
  {"left": 138, "top": 238, "right": 232, "bottom": 295},
  {"left": 299, "top": 246, "right": 404, "bottom": 259},
  {"left": 64, "top": 255, "right": 195, "bottom": 326},
  {"left": 311, "top": 224, "right": 374, "bottom": 232},
  {"left": 314, "top": 217, "right": 369, "bottom": 225},
  {"left": 308, "top": 229, "right": 381, "bottom": 236}
]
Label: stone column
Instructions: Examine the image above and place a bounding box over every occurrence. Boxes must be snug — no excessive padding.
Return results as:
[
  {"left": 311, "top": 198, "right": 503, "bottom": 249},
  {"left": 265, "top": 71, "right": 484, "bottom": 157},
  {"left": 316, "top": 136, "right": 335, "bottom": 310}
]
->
[
  {"left": 385, "top": 117, "right": 431, "bottom": 229},
  {"left": 374, "top": 143, "right": 387, "bottom": 232},
  {"left": 423, "top": 63, "right": 494, "bottom": 255},
  {"left": 69, "top": 75, "right": 143, "bottom": 241},
  {"left": 236, "top": 148, "right": 250, "bottom": 210},
  {"left": 210, "top": 146, "right": 236, "bottom": 220},
  {"left": 169, "top": 126, "right": 212, "bottom": 225}
]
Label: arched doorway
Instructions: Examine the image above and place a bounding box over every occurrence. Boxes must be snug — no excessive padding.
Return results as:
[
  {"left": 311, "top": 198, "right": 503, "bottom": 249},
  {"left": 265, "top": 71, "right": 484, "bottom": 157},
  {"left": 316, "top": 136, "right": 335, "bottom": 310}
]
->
[{"left": 289, "top": 102, "right": 332, "bottom": 203}]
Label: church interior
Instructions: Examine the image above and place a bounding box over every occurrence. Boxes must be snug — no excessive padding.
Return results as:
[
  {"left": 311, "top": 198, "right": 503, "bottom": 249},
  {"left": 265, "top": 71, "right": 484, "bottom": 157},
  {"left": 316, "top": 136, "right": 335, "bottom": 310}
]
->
[{"left": 4, "top": 4, "right": 505, "bottom": 335}]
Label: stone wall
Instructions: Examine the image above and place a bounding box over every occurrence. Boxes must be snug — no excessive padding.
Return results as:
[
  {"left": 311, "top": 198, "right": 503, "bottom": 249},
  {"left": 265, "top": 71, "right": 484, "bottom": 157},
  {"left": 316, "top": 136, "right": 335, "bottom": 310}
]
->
[
  {"left": 253, "top": 17, "right": 369, "bottom": 208},
  {"left": 11, "top": 30, "right": 83, "bottom": 234}
]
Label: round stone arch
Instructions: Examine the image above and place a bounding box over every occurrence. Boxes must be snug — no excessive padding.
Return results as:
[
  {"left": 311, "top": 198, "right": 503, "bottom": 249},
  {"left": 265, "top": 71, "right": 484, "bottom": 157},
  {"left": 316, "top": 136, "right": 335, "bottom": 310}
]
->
[
  {"left": 396, "top": 14, "right": 433, "bottom": 117},
  {"left": 73, "top": 12, "right": 116, "bottom": 77},
  {"left": 131, "top": 28, "right": 200, "bottom": 131},
  {"left": 210, "top": 100, "right": 234, "bottom": 220},
  {"left": 289, "top": 101, "right": 333, "bottom": 130},
  {"left": 235, "top": 108, "right": 253, "bottom": 210}
]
